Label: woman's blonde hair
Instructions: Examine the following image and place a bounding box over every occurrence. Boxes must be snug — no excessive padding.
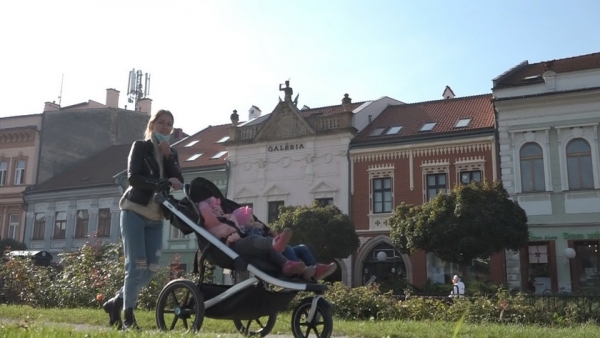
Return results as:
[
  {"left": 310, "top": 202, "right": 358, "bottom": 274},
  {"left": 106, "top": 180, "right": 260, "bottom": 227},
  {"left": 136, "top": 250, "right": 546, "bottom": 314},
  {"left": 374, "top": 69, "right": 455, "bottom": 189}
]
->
[{"left": 144, "top": 109, "right": 174, "bottom": 140}]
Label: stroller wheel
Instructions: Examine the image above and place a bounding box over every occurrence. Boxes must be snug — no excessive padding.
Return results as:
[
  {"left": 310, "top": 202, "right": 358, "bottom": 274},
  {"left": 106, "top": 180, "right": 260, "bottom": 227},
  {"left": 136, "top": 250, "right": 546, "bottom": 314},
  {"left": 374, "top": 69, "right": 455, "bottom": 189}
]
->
[
  {"left": 233, "top": 314, "right": 277, "bottom": 337},
  {"left": 291, "top": 297, "right": 333, "bottom": 338},
  {"left": 156, "top": 279, "right": 205, "bottom": 332}
]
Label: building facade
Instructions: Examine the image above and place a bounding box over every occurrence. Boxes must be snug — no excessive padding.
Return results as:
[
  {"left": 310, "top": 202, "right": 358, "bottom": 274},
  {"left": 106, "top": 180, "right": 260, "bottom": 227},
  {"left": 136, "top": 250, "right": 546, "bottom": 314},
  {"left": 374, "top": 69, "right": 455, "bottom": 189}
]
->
[
  {"left": 493, "top": 52, "right": 600, "bottom": 293},
  {"left": 0, "top": 114, "right": 43, "bottom": 242},
  {"left": 349, "top": 92, "right": 504, "bottom": 289},
  {"left": 225, "top": 87, "right": 403, "bottom": 285}
]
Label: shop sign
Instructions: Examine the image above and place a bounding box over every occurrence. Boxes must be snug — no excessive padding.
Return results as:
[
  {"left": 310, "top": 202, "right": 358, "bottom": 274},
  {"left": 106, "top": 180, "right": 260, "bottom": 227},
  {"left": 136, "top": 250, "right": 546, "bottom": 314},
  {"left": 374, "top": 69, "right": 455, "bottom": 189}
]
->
[
  {"left": 529, "top": 235, "right": 557, "bottom": 240},
  {"left": 267, "top": 143, "right": 304, "bottom": 152},
  {"left": 562, "top": 232, "right": 600, "bottom": 239}
]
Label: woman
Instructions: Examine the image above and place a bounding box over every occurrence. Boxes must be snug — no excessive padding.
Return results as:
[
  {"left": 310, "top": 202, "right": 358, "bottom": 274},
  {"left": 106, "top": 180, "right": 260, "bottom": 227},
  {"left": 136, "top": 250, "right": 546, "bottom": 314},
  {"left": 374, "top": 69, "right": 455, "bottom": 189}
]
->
[{"left": 103, "top": 109, "right": 183, "bottom": 330}]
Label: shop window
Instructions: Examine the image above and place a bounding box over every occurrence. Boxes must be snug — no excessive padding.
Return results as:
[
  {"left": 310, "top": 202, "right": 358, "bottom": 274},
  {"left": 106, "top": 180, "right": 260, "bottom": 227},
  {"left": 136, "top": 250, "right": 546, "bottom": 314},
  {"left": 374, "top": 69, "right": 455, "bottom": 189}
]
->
[
  {"left": 527, "top": 243, "right": 552, "bottom": 294},
  {"left": 426, "top": 253, "right": 459, "bottom": 284},
  {"left": 574, "top": 241, "right": 599, "bottom": 288}
]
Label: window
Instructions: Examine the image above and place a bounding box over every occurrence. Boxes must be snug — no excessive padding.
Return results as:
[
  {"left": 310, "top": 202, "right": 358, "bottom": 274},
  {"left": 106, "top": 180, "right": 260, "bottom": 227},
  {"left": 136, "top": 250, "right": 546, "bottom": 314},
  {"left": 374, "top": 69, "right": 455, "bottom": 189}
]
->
[
  {"left": 8, "top": 214, "right": 19, "bottom": 240},
  {"left": 53, "top": 211, "right": 67, "bottom": 239},
  {"left": 420, "top": 122, "right": 436, "bottom": 132},
  {"left": 184, "top": 140, "right": 199, "bottom": 147},
  {"left": 216, "top": 136, "right": 230, "bottom": 143},
  {"left": 315, "top": 198, "right": 334, "bottom": 207},
  {"left": 185, "top": 153, "right": 202, "bottom": 161},
  {"left": 0, "top": 161, "right": 7, "bottom": 186},
  {"left": 426, "top": 253, "right": 459, "bottom": 284},
  {"left": 14, "top": 160, "right": 26, "bottom": 185},
  {"left": 373, "top": 178, "right": 392, "bottom": 213},
  {"left": 97, "top": 208, "right": 111, "bottom": 237},
  {"left": 267, "top": 201, "right": 284, "bottom": 224},
  {"left": 33, "top": 213, "right": 46, "bottom": 240},
  {"left": 460, "top": 171, "right": 482, "bottom": 185},
  {"left": 75, "top": 210, "right": 89, "bottom": 238},
  {"left": 369, "top": 128, "right": 385, "bottom": 137},
  {"left": 385, "top": 126, "right": 403, "bottom": 135},
  {"left": 520, "top": 142, "right": 545, "bottom": 192},
  {"left": 455, "top": 118, "right": 472, "bottom": 128},
  {"left": 171, "top": 227, "right": 186, "bottom": 239},
  {"left": 211, "top": 151, "right": 228, "bottom": 159},
  {"left": 566, "top": 138, "right": 593, "bottom": 190},
  {"left": 426, "top": 173, "right": 447, "bottom": 201}
]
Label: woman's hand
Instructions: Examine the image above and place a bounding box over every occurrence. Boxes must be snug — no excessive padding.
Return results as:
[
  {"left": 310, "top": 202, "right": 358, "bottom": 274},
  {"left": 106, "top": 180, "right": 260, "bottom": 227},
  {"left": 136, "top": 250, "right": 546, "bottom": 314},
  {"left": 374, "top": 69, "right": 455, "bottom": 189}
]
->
[
  {"left": 168, "top": 178, "right": 182, "bottom": 191},
  {"left": 158, "top": 141, "right": 172, "bottom": 158}
]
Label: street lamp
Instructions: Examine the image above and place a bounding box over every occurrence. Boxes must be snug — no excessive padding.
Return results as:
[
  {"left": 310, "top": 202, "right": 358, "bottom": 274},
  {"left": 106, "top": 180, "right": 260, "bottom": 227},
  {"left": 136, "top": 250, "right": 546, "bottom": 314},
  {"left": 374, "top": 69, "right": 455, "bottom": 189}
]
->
[
  {"left": 564, "top": 247, "right": 576, "bottom": 265},
  {"left": 376, "top": 251, "right": 388, "bottom": 262}
]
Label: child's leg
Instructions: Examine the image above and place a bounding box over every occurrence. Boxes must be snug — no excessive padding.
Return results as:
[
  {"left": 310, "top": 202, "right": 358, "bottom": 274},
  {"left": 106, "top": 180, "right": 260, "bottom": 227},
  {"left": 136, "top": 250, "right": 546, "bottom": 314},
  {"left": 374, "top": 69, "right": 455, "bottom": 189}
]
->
[{"left": 292, "top": 245, "right": 316, "bottom": 266}]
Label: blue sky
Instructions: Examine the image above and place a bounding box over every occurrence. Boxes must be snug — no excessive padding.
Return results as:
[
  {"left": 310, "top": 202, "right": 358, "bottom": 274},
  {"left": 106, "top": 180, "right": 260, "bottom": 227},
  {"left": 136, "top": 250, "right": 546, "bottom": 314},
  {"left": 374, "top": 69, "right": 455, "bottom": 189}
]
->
[{"left": 1, "top": 0, "right": 598, "bottom": 135}]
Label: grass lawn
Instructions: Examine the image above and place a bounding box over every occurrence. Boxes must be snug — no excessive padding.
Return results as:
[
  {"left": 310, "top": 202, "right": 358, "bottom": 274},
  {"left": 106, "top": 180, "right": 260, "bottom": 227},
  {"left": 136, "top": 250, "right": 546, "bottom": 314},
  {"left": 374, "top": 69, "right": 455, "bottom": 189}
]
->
[{"left": 0, "top": 305, "right": 599, "bottom": 337}]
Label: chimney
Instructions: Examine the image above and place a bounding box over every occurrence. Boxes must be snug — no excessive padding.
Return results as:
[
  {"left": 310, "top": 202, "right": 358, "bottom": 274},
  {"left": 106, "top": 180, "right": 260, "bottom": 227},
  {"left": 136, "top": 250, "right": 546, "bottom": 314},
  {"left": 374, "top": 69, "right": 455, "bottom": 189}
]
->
[
  {"left": 249, "top": 105, "right": 261, "bottom": 120},
  {"left": 106, "top": 88, "right": 120, "bottom": 108},
  {"left": 230, "top": 109, "right": 239, "bottom": 127},
  {"left": 137, "top": 98, "right": 152, "bottom": 115},
  {"left": 442, "top": 85, "right": 455, "bottom": 99},
  {"left": 44, "top": 101, "right": 60, "bottom": 112},
  {"left": 342, "top": 93, "right": 352, "bottom": 111}
]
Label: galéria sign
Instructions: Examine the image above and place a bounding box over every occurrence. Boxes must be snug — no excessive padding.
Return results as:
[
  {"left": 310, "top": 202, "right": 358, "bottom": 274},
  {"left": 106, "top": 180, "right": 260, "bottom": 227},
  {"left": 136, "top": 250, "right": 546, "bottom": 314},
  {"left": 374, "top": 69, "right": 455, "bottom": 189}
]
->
[{"left": 267, "top": 143, "right": 305, "bottom": 152}]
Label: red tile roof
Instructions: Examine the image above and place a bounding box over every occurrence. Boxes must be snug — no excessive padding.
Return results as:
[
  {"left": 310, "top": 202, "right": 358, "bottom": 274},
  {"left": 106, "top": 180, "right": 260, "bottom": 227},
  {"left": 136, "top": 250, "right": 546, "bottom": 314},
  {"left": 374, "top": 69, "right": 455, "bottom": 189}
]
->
[
  {"left": 173, "top": 123, "right": 231, "bottom": 169},
  {"left": 352, "top": 94, "right": 494, "bottom": 144},
  {"left": 494, "top": 52, "right": 600, "bottom": 88},
  {"left": 26, "top": 144, "right": 131, "bottom": 192}
]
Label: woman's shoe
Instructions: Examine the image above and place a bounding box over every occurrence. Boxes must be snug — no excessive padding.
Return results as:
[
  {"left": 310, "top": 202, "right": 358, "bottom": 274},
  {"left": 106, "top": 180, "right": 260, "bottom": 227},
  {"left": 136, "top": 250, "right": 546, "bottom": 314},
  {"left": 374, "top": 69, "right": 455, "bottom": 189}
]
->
[
  {"left": 121, "top": 307, "right": 140, "bottom": 331},
  {"left": 102, "top": 296, "right": 123, "bottom": 327}
]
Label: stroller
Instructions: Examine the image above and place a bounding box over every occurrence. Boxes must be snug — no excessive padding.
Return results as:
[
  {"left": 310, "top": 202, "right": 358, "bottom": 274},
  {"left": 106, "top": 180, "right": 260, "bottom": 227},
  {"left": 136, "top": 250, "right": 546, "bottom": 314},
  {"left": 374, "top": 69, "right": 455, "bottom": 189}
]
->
[{"left": 154, "top": 177, "right": 333, "bottom": 337}]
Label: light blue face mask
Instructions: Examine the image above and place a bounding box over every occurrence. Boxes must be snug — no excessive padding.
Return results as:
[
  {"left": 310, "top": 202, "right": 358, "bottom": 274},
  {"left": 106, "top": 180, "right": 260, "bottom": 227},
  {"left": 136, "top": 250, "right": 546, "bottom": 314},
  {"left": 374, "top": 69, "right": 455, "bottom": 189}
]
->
[{"left": 153, "top": 132, "right": 171, "bottom": 143}]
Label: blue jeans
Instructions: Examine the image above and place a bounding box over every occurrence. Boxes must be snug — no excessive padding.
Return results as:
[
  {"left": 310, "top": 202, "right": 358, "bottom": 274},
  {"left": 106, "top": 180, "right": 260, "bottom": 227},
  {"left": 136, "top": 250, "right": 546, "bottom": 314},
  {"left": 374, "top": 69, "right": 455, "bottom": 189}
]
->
[
  {"left": 283, "top": 244, "right": 316, "bottom": 266},
  {"left": 117, "top": 209, "right": 164, "bottom": 310}
]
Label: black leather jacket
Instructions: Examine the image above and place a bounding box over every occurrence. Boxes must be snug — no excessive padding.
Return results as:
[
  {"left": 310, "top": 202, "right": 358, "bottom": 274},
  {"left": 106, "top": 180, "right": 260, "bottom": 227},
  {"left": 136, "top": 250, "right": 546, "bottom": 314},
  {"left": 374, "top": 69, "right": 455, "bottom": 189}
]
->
[{"left": 123, "top": 139, "right": 184, "bottom": 206}]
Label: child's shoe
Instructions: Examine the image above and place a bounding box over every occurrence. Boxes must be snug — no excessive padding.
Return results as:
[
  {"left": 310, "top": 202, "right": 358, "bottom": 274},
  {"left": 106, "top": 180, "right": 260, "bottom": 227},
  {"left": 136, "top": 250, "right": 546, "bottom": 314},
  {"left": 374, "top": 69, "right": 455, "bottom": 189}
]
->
[
  {"left": 313, "top": 263, "right": 337, "bottom": 280},
  {"left": 302, "top": 265, "right": 316, "bottom": 281},
  {"left": 282, "top": 260, "right": 306, "bottom": 277},
  {"left": 272, "top": 228, "right": 292, "bottom": 253}
]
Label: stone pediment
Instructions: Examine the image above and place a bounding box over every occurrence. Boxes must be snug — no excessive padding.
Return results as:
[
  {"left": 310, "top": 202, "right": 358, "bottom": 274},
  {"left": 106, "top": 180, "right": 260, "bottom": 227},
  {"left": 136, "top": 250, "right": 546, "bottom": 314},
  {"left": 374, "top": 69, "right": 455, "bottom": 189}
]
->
[
  {"left": 236, "top": 186, "right": 258, "bottom": 199},
  {"left": 263, "top": 184, "right": 290, "bottom": 197},
  {"left": 255, "top": 101, "right": 315, "bottom": 141},
  {"left": 309, "top": 181, "right": 338, "bottom": 194}
]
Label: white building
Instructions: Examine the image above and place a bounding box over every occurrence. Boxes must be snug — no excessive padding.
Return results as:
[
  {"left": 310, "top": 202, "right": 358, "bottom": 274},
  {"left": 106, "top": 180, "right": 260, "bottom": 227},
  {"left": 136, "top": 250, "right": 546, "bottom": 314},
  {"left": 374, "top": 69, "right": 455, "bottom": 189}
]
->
[
  {"left": 225, "top": 87, "right": 402, "bottom": 284},
  {"left": 493, "top": 51, "right": 600, "bottom": 293}
]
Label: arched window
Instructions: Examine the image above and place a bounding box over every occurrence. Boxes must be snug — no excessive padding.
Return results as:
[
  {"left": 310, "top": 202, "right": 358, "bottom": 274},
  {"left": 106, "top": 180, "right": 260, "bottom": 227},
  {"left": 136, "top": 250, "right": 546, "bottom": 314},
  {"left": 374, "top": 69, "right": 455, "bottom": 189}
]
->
[
  {"left": 566, "top": 138, "right": 593, "bottom": 190},
  {"left": 520, "top": 143, "right": 545, "bottom": 192}
]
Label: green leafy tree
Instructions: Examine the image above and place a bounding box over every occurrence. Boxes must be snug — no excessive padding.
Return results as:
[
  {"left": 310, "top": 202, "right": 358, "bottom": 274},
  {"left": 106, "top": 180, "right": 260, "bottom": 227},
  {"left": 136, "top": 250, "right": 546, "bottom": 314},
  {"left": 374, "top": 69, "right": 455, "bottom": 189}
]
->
[
  {"left": 388, "top": 181, "right": 528, "bottom": 264},
  {"left": 0, "top": 238, "right": 27, "bottom": 254},
  {"left": 271, "top": 202, "right": 359, "bottom": 262}
]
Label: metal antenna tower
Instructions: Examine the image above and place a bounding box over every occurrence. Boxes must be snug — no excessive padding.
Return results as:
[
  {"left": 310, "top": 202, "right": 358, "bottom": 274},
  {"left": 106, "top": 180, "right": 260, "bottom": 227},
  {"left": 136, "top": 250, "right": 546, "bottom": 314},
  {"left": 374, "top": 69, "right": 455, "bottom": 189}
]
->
[{"left": 127, "top": 69, "right": 151, "bottom": 111}]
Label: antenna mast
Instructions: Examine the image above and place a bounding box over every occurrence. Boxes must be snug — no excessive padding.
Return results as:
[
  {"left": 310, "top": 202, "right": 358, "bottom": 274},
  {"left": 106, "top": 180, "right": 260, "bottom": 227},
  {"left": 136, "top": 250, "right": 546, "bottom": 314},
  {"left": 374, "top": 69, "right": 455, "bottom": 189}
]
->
[
  {"left": 127, "top": 69, "right": 151, "bottom": 111},
  {"left": 58, "top": 74, "right": 64, "bottom": 105}
]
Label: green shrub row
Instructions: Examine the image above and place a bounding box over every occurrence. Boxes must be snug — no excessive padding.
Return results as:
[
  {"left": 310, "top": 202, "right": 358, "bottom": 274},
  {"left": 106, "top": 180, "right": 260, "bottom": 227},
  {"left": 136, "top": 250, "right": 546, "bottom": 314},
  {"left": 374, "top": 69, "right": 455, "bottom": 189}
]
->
[{"left": 1, "top": 241, "right": 597, "bottom": 327}]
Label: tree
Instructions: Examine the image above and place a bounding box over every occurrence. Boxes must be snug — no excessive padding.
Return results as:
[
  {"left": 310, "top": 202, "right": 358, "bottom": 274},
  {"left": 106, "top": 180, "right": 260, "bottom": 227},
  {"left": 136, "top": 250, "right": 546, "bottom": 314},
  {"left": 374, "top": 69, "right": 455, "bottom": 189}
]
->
[
  {"left": 270, "top": 202, "right": 360, "bottom": 262},
  {"left": 388, "top": 181, "right": 528, "bottom": 265},
  {"left": 0, "top": 238, "right": 27, "bottom": 254}
]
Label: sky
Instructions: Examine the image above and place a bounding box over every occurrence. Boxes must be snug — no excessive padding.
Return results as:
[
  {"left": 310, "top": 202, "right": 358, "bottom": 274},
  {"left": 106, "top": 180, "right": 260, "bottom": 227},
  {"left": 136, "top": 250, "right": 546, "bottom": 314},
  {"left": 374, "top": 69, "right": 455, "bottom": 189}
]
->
[{"left": 1, "top": 0, "right": 599, "bottom": 135}]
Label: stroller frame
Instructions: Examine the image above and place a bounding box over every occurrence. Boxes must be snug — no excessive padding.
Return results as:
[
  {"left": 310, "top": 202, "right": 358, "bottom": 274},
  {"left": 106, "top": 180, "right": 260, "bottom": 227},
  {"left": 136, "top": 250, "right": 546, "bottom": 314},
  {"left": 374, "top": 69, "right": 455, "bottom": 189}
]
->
[{"left": 153, "top": 180, "right": 333, "bottom": 337}]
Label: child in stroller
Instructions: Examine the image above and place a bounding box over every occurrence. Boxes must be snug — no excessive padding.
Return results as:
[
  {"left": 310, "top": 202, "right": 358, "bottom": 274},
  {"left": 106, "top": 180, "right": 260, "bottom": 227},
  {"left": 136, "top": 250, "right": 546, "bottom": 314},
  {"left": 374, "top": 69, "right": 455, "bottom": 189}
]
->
[
  {"left": 154, "top": 177, "right": 334, "bottom": 337},
  {"left": 198, "top": 196, "right": 337, "bottom": 281}
]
